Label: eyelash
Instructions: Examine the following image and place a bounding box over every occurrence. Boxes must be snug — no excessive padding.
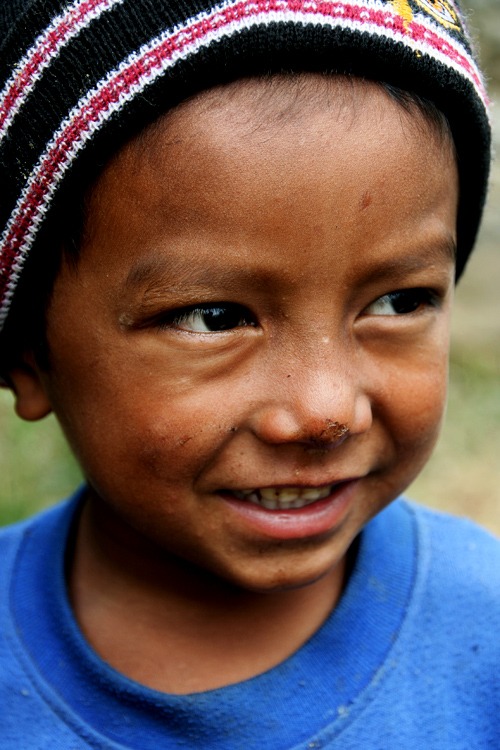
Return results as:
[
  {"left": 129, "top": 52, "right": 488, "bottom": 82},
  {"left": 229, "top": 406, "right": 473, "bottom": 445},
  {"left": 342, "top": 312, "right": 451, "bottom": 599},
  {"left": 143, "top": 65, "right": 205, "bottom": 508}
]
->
[
  {"left": 365, "top": 288, "right": 440, "bottom": 316},
  {"left": 157, "top": 303, "right": 257, "bottom": 333},
  {"left": 154, "top": 288, "right": 439, "bottom": 334}
]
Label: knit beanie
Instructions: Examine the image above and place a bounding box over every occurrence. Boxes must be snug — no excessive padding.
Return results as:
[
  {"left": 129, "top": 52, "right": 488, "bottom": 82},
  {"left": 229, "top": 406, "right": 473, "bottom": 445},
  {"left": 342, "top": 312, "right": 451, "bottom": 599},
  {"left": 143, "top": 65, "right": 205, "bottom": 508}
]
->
[{"left": 0, "top": 0, "right": 491, "bottom": 338}]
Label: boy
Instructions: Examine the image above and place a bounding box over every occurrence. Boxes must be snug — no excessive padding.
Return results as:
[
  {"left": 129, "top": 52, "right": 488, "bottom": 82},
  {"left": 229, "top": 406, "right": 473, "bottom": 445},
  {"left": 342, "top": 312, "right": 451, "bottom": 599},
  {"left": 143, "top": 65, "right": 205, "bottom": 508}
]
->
[{"left": 0, "top": 0, "right": 498, "bottom": 747}]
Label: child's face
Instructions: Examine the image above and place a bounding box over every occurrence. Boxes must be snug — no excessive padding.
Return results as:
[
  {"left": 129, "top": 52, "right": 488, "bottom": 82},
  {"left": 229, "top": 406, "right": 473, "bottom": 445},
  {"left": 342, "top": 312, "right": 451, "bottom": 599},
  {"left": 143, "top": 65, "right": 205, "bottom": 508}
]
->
[{"left": 25, "top": 77, "right": 458, "bottom": 592}]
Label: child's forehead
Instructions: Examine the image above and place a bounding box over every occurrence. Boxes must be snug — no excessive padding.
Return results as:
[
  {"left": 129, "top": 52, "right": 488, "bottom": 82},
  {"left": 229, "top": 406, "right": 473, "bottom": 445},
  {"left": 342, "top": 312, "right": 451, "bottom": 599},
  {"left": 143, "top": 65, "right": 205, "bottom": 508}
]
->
[
  {"left": 79, "top": 73, "right": 457, "bottom": 284},
  {"left": 105, "top": 74, "right": 448, "bottom": 176},
  {"left": 80, "top": 74, "right": 457, "bottom": 260}
]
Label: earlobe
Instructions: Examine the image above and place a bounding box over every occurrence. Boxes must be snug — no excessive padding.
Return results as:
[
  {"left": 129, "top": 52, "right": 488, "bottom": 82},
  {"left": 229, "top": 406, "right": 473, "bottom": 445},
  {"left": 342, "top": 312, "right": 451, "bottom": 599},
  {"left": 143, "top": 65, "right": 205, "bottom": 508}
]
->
[{"left": 8, "top": 359, "right": 53, "bottom": 421}]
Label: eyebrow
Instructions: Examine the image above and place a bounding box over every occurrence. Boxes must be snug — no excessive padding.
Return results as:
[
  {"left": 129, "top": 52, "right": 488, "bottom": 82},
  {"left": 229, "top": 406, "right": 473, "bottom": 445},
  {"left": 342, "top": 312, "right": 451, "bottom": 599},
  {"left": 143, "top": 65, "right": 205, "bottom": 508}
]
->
[
  {"left": 124, "top": 252, "right": 272, "bottom": 296},
  {"left": 357, "top": 235, "right": 457, "bottom": 285},
  {"left": 126, "top": 254, "right": 181, "bottom": 289},
  {"left": 124, "top": 234, "right": 457, "bottom": 296}
]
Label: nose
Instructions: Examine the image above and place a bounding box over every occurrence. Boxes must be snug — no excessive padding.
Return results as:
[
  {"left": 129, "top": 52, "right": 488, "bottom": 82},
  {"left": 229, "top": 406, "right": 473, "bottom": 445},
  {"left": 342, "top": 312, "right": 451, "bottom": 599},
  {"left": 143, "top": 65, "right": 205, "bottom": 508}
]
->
[{"left": 248, "top": 352, "right": 372, "bottom": 449}]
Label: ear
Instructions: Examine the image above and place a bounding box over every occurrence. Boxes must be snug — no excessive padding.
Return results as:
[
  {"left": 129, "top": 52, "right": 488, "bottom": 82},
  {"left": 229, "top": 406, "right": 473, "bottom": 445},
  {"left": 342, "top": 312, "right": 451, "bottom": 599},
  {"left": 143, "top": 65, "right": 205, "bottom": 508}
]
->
[{"left": 7, "top": 354, "right": 53, "bottom": 421}]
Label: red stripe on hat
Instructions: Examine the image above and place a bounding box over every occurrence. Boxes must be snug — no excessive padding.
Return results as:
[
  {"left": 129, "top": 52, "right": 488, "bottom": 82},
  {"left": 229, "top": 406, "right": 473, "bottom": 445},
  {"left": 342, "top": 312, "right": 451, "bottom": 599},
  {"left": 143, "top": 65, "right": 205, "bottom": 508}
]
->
[{"left": 0, "top": 0, "right": 117, "bottom": 134}]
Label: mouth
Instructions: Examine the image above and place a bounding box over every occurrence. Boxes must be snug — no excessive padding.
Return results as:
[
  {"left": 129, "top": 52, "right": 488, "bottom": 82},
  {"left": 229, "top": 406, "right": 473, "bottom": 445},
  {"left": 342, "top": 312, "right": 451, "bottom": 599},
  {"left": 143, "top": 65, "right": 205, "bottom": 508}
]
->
[
  {"left": 218, "top": 479, "right": 360, "bottom": 541},
  {"left": 227, "top": 483, "right": 345, "bottom": 511}
]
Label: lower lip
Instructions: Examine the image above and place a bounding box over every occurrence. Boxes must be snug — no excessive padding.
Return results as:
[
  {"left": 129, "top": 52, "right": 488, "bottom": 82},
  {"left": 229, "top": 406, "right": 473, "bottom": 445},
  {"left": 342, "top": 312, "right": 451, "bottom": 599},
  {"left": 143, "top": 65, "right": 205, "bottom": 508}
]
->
[{"left": 220, "top": 480, "right": 359, "bottom": 541}]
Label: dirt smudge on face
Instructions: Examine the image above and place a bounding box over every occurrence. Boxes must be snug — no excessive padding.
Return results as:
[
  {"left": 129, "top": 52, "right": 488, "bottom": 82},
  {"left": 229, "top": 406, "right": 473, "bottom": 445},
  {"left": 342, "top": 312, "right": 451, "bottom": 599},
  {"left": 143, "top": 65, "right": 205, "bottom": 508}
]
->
[{"left": 359, "top": 190, "right": 372, "bottom": 210}]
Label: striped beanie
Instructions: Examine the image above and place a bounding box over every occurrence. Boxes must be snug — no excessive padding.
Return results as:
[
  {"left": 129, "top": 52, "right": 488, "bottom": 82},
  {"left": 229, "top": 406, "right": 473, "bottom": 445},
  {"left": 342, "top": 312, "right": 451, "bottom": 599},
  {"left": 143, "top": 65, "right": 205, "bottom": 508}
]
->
[{"left": 0, "top": 0, "right": 491, "bottom": 337}]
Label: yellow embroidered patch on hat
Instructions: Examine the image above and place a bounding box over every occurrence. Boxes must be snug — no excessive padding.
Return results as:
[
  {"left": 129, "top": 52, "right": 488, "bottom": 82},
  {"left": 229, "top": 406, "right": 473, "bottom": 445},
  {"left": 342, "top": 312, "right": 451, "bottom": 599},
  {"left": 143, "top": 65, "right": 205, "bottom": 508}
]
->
[
  {"left": 389, "top": 0, "right": 414, "bottom": 28},
  {"left": 414, "top": 0, "right": 461, "bottom": 31}
]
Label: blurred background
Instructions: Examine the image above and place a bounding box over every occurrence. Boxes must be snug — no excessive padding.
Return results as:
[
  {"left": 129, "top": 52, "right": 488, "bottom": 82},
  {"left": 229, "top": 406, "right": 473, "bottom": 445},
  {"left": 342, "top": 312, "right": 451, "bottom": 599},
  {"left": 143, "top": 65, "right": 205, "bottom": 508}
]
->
[{"left": 0, "top": 0, "right": 499, "bottom": 532}]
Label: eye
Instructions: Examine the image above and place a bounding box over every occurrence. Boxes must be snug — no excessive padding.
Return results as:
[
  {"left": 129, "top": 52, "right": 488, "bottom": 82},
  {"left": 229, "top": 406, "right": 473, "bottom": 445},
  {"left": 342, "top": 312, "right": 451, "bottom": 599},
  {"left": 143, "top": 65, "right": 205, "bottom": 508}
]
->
[
  {"left": 159, "top": 303, "right": 257, "bottom": 332},
  {"left": 365, "top": 288, "right": 439, "bottom": 316}
]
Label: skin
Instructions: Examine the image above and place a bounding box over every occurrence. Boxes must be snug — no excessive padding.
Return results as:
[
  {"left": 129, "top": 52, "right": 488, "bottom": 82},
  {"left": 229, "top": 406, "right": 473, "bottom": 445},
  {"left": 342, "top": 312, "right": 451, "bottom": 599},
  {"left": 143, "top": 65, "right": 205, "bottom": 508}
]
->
[{"left": 10, "top": 76, "right": 458, "bottom": 694}]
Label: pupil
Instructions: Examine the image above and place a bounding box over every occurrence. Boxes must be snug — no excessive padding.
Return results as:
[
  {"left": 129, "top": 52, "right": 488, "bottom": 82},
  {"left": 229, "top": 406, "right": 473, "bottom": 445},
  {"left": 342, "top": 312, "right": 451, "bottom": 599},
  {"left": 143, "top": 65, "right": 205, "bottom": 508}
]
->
[
  {"left": 204, "top": 306, "right": 238, "bottom": 330},
  {"left": 391, "top": 291, "right": 420, "bottom": 314}
]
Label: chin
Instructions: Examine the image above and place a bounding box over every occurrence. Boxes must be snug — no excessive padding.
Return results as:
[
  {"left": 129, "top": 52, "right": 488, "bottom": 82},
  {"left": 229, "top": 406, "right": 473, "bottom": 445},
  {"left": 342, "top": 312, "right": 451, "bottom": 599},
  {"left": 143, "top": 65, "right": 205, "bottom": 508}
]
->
[{"left": 214, "top": 547, "right": 346, "bottom": 595}]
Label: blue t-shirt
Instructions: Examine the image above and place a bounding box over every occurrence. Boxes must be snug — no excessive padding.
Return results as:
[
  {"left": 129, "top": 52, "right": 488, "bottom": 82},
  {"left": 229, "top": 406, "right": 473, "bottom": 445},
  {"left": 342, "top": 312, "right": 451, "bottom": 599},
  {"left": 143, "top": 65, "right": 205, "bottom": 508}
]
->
[{"left": 1, "top": 492, "right": 499, "bottom": 749}]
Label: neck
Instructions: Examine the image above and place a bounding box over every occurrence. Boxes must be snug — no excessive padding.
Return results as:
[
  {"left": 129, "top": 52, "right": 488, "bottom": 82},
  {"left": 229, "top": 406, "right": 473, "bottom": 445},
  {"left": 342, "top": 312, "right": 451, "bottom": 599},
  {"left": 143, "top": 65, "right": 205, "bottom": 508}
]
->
[{"left": 68, "top": 494, "right": 347, "bottom": 694}]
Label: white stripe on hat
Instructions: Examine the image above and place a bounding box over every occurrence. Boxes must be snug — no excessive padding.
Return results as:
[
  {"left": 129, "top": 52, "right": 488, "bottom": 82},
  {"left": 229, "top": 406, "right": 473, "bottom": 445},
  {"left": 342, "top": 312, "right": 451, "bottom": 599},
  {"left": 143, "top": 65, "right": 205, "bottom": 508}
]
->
[{"left": 0, "top": 0, "right": 124, "bottom": 142}]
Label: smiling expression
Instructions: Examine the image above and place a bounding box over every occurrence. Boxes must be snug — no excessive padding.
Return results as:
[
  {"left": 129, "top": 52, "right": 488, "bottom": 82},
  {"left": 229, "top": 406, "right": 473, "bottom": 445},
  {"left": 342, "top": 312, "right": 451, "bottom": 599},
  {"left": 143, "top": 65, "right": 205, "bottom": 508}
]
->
[{"left": 23, "top": 76, "right": 458, "bottom": 592}]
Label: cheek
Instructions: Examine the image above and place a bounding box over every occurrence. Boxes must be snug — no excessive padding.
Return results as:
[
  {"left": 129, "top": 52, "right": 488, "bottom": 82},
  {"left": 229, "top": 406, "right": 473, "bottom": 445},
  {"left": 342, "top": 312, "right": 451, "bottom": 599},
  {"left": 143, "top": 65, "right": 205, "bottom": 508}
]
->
[
  {"left": 133, "top": 422, "right": 211, "bottom": 481},
  {"left": 386, "top": 357, "right": 449, "bottom": 457},
  {"left": 65, "top": 379, "right": 235, "bottom": 494}
]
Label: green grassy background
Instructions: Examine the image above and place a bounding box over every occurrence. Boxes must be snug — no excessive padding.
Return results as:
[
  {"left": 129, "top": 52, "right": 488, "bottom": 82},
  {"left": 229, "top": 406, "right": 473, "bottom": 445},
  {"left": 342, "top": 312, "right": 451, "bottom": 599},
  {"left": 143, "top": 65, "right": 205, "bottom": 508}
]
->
[
  {"left": 0, "top": 394, "right": 82, "bottom": 525},
  {"left": 1, "top": 2, "right": 499, "bottom": 534}
]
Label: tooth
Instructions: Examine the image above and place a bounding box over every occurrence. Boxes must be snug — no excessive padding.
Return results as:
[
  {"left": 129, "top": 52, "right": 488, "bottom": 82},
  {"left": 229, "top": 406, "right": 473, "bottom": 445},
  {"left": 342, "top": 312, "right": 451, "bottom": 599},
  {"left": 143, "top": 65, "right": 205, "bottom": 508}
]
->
[
  {"left": 260, "top": 487, "right": 280, "bottom": 501},
  {"left": 274, "top": 499, "right": 292, "bottom": 509},
  {"left": 260, "top": 496, "right": 278, "bottom": 510},
  {"left": 281, "top": 498, "right": 302, "bottom": 509},
  {"left": 300, "top": 488, "right": 322, "bottom": 501},
  {"left": 278, "top": 488, "right": 304, "bottom": 502},
  {"left": 318, "top": 486, "right": 333, "bottom": 500},
  {"left": 232, "top": 484, "right": 334, "bottom": 509},
  {"left": 260, "top": 487, "right": 301, "bottom": 502},
  {"left": 233, "top": 490, "right": 259, "bottom": 503}
]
